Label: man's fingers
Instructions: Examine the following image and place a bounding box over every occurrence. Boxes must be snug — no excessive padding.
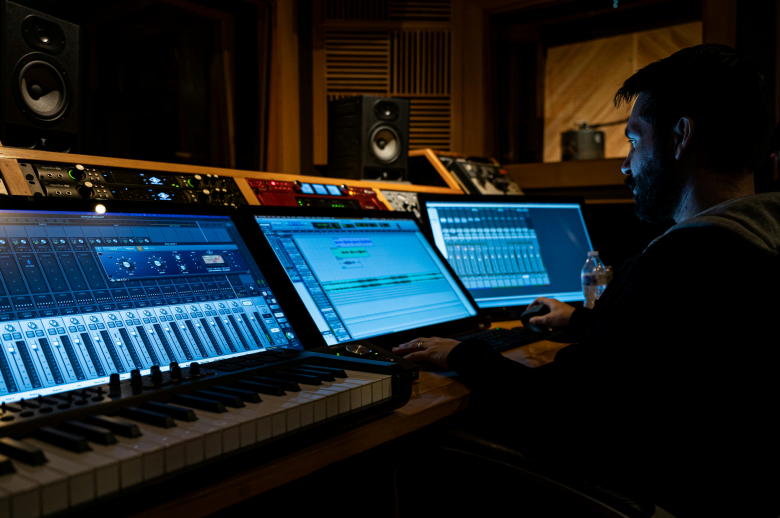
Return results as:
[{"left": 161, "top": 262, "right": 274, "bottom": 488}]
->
[{"left": 399, "top": 351, "right": 428, "bottom": 362}]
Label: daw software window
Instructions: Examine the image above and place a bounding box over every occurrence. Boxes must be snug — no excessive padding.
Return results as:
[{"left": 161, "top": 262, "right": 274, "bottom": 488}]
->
[
  {"left": 426, "top": 201, "right": 593, "bottom": 307},
  {"left": 0, "top": 209, "right": 302, "bottom": 403},
  {"left": 255, "top": 216, "right": 476, "bottom": 345}
]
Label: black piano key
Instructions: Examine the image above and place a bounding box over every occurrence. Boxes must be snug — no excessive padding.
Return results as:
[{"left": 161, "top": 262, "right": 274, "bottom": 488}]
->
[
  {"left": 210, "top": 364, "right": 244, "bottom": 372},
  {"left": 300, "top": 365, "right": 348, "bottom": 378},
  {"left": 208, "top": 385, "right": 262, "bottom": 404},
  {"left": 267, "top": 371, "right": 321, "bottom": 386},
  {"left": 34, "top": 426, "right": 92, "bottom": 453},
  {"left": 0, "top": 437, "right": 47, "bottom": 465},
  {"left": 234, "top": 379, "right": 285, "bottom": 396},
  {"left": 58, "top": 421, "right": 117, "bottom": 445},
  {"left": 288, "top": 368, "right": 335, "bottom": 382},
  {"left": 142, "top": 401, "right": 198, "bottom": 422},
  {"left": 252, "top": 376, "right": 301, "bottom": 392},
  {"left": 0, "top": 454, "right": 14, "bottom": 475},
  {"left": 191, "top": 390, "right": 245, "bottom": 408},
  {"left": 84, "top": 415, "right": 142, "bottom": 438},
  {"left": 119, "top": 407, "right": 177, "bottom": 428},
  {"left": 257, "top": 350, "right": 282, "bottom": 357},
  {"left": 171, "top": 394, "right": 226, "bottom": 413}
]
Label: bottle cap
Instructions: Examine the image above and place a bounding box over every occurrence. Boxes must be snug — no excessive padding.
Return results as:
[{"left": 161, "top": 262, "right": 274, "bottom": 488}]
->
[{"left": 588, "top": 251, "right": 599, "bottom": 256}]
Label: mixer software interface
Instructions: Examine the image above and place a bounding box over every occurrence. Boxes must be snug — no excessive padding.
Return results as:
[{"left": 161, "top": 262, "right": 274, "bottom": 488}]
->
[
  {"left": 255, "top": 215, "right": 476, "bottom": 345},
  {"left": 425, "top": 201, "right": 593, "bottom": 307},
  {"left": 0, "top": 209, "right": 300, "bottom": 403}
]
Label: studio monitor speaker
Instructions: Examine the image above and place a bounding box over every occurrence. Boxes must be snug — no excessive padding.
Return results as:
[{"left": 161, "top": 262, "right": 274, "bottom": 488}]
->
[
  {"left": 328, "top": 95, "right": 409, "bottom": 181},
  {"left": 0, "top": 1, "right": 79, "bottom": 152}
]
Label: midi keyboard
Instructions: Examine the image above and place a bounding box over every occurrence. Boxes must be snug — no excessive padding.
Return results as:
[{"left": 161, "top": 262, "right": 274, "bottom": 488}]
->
[{"left": 0, "top": 350, "right": 412, "bottom": 517}]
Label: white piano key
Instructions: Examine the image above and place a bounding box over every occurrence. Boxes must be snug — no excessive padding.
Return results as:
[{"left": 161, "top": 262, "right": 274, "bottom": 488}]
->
[
  {"left": 20, "top": 440, "right": 95, "bottom": 506},
  {"left": 0, "top": 487, "right": 9, "bottom": 518},
  {"left": 0, "top": 473, "right": 39, "bottom": 518},
  {"left": 113, "top": 435, "right": 165, "bottom": 481},
  {"left": 163, "top": 405, "right": 243, "bottom": 454},
  {"left": 25, "top": 438, "right": 118, "bottom": 501},
  {"left": 11, "top": 463, "right": 68, "bottom": 516},
  {"left": 114, "top": 421, "right": 192, "bottom": 470},
  {"left": 87, "top": 442, "right": 143, "bottom": 489}
]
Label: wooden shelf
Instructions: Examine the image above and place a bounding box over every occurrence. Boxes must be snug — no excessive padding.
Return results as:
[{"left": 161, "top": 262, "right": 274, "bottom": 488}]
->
[{"left": 504, "top": 158, "right": 626, "bottom": 189}]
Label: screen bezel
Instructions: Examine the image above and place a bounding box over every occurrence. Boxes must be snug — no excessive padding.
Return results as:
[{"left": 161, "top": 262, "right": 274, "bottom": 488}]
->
[
  {"left": 0, "top": 195, "right": 327, "bottom": 350},
  {"left": 417, "top": 193, "right": 592, "bottom": 319},
  {"left": 237, "top": 205, "right": 484, "bottom": 348}
]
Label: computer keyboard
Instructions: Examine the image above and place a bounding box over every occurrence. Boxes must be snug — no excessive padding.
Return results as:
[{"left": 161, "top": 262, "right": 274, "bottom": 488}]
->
[{"left": 457, "top": 327, "right": 546, "bottom": 352}]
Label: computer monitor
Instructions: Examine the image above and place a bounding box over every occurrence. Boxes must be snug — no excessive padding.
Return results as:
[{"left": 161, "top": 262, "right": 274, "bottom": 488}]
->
[
  {"left": 0, "top": 198, "right": 312, "bottom": 404},
  {"left": 242, "top": 208, "right": 480, "bottom": 347},
  {"left": 418, "top": 195, "right": 594, "bottom": 315}
]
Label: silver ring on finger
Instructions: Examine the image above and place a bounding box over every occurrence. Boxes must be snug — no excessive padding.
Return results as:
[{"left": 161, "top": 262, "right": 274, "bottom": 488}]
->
[{"left": 417, "top": 341, "right": 423, "bottom": 350}]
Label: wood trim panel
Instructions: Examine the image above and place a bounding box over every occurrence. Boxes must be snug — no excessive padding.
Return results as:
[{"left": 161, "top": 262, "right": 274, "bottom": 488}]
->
[
  {"left": 504, "top": 158, "right": 626, "bottom": 189},
  {"left": 702, "top": 0, "right": 737, "bottom": 47},
  {"left": 0, "top": 158, "right": 31, "bottom": 196}
]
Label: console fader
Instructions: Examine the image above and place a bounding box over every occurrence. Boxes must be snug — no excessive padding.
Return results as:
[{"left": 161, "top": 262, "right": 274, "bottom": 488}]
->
[{"left": 19, "top": 162, "right": 246, "bottom": 206}]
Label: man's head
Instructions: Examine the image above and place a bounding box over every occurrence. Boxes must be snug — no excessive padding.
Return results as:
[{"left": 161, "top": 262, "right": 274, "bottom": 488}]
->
[{"left": 615, "top": 44, "right": 775, "bottom": 222}]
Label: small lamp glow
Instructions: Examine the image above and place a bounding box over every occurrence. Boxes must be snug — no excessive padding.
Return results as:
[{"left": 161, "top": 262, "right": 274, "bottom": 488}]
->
[{"left": 94, "top": 204, "right": 107, "bottom": 214}]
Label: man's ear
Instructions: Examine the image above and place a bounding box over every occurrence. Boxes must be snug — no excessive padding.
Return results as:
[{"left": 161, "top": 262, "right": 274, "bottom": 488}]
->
[{"left": 672, "top": 116, "right": 694, "bottom": 161}]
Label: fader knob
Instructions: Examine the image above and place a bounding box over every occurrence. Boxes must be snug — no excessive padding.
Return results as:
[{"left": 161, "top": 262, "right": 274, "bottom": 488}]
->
[
  {"left": 130, "top": 369, "right": 142, "bottom": 387},
  {"left": 109, "top": 373, "right": 121, "bottom": 390},
  {"left": 189, "top": 362, "right": 200, "bottom": 376},
  {"left": 170, "top": 362, "right": 182, "bottom": 380}
]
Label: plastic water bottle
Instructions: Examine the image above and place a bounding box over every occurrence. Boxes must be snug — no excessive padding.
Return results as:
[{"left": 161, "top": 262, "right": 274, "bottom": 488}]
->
[{"left": 581, "top": 251, "right": 607, "bottom": 309}]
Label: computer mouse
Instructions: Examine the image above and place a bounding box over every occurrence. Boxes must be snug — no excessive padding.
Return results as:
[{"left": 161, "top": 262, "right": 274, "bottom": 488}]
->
[{"left": 520, "top": 304, "right": 551, "bottom": 334}]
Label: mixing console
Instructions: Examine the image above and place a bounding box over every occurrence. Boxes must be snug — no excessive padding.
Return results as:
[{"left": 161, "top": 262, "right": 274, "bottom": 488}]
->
[
  {"left": 0, "top": 205, "right": 301, "bottom": 404},
  {"left": 247, "top": 179, "right": 386, "bottom": 210},
  {"left": 18, "top": 162, "right": 245, "bottom": 206}
]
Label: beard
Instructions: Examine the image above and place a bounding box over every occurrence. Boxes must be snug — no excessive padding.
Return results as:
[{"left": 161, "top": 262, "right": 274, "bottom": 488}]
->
[{"left": 624, "top": 149, "right": 684, "bottom": 223}]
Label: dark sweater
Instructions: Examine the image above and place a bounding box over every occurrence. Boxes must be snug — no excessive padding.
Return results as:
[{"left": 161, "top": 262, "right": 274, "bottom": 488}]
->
[{"left": 448, "top": 193, "right": 780, "bottom": 517}]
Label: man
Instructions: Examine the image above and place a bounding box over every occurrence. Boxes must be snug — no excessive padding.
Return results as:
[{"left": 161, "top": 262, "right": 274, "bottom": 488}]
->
[{"left": 393, "top": 45, "right": 780, "bottom": 517}]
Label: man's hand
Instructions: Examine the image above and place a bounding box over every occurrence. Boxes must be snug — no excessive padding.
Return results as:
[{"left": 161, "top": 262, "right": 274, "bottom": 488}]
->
[
  {"left": 392, "top": 337, "right": 461, "bottom": 369},
  {"left": 528, "top": 297, "right": 576, "bottom": 328}
]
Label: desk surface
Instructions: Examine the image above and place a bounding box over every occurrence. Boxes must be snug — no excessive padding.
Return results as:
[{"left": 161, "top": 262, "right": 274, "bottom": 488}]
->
[{"left": 133, "top": 321, "right": 570, "bottom": 518}]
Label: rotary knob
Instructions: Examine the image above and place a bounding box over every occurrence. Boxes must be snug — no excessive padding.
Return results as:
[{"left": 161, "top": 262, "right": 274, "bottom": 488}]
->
[
  {"left": 70, "top": 318, "right": 78, "bottom": 325},
  {"left": 126, "top": 312, "right": 134, "bottom": 318},
  {"left": 78, "top": 182, "right": 95, "bottom": 199},
  {"left": 89, "top": 316, "right": 98, "bottom": 322},
  {"left": 188, "top": 175, "right": 202, "bottom": 189},
  {"left": 27, "top": 322, "right": 37, "bottom": 329},
  {"left": 143, "top": 310, "right": 152, "bottom": 316},
  {"left": 108, "top": 314, "right": 117, "bottom": 320},
  {"left": 48, "top": 320, "right": 58, "bottom": 327},
  {"left": 4, "top": 325, "right": 13, "bottom": 332},
  {"left": 345, "top": 343, "right": 371, "bottom": 358},
  {"left": 175, "top": 307, "right": 183, "bottom": 313},
  {"left": 68, "top": 167, "right": 86, "bottom": 182},
  {"left": 197, "top": 189, "right": 211, "bottom": 204}
]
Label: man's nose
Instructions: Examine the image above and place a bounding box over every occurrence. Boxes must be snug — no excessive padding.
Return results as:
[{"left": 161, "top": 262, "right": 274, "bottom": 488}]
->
[{"left": 621, "top": 151, "right": 632, "bottom": 175}]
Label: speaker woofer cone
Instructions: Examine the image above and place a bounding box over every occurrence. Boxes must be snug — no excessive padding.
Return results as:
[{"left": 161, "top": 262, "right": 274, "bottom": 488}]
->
[
  {"left": 370, "top": 125, "right": 401, "bottom": 163},
  {"left": 17, "top": 60, "right": 68, "bottom": 120}
]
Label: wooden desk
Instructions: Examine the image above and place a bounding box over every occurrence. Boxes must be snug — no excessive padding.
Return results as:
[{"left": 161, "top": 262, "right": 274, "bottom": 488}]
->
[{"left": 133, "top": 322, "right": 570, "bottom": 518}]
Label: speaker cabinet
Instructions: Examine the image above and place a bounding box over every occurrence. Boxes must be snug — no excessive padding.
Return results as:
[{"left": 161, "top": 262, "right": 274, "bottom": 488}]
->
[
  {"left": 328, "top": 95, "right": 409, "bottom": 181},
  {"left": 0, "top": 1, "right": 79, "bottom": 152}
]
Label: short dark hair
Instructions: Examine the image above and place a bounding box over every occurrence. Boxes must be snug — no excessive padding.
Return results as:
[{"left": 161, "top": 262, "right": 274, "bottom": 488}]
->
[{"left": 614, "top": 44, "right": 775, "bottom": 172}]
